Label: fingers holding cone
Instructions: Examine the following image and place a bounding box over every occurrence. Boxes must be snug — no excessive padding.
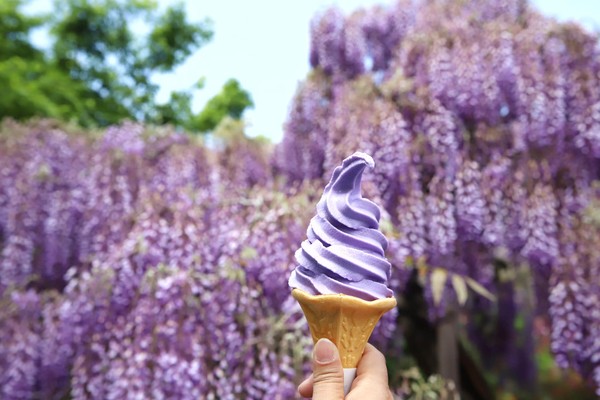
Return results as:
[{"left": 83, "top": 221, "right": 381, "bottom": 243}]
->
[
  {"left": 298, "top": 342, "right": 393, "bottom": 400},
  {"left": 347, "top": 343, "right": 393, "bottom": 399},
  {"left": 298, "top": 338, "right": 345, "bottom": 400}
]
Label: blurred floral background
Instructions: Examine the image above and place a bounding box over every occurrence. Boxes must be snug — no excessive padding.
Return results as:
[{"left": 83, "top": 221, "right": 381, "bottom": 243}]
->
[{"left": 1, "top": 0, "right": 599, "bottom": 399}]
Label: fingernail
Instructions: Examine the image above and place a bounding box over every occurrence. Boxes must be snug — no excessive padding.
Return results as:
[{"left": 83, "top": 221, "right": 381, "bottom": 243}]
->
[{"left": 314, "top": 338, "right": 336, "bottom": 364}]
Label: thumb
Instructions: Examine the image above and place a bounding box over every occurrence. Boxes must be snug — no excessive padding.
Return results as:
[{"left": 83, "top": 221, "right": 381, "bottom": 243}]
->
[{"left": 311, "top": 338, "right": 345, "bottom": 400}]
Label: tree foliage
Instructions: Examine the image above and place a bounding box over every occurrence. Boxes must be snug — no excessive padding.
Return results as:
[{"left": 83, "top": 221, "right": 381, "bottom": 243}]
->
[
  {"left": 192, "top": 79, "right": 253, "bottom": 133},
  {"left": 0, "top": 0, "right": 253, "bottom": 132}
]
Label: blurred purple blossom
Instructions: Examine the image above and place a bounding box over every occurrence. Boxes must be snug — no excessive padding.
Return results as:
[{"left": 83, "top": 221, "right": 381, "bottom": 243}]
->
[
  {"left": 2, "top": 0, "right": 600, "bottom": 397},
  {"left": 278, "top": 0, "right": 600, "bottom": 392}
]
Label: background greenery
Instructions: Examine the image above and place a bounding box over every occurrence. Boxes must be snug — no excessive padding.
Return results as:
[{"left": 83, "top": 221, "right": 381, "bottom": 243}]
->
[{"left": 0, "top": 0, "right": 253, "bottom": 132}]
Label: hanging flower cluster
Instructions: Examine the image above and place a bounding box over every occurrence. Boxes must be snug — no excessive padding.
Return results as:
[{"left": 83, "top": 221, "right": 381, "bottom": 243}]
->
[{"left": 276, "top": 0, "right": 599, "bottom": 393}]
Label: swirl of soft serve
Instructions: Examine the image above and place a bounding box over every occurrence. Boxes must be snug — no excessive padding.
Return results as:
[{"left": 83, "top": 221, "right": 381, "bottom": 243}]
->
[{"left": 288, "top": 152, "right": 393, "bottom": 301}]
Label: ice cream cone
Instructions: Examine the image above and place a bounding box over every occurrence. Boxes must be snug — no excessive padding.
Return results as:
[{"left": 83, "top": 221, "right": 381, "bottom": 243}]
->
[{"left": 292, "top": 288, "right": 396, "bottom": 368}]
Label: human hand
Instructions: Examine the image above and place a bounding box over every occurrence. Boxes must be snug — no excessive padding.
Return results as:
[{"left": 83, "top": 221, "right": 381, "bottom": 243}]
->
[{"left": 297, "top": 339, "right": 393, "bottom": 400}]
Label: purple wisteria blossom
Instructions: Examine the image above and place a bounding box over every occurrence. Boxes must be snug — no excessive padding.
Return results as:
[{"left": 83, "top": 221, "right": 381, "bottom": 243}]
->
[
  {"left": 278, "top": 0, "right": 600, "bottom": 393},
  {"left": 0, "top": 118, "right": 404, "bottom": 399},
  {"left": 2, "top": 0, "right": 600, "bottom": 397}
]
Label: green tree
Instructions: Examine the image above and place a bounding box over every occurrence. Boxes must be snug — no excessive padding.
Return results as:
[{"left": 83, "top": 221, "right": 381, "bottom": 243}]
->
[
  {"left": 192, "top": 79, "right": 254, "bottom": 133},
  {"left": 0, "top": 0, "right": 86, "bottom": 122},
  {"left": 0, "top": 0, "right": 253, "bottom": 132},
  {"left": 0, "top": 0, "right": 45, "bottom": 59}
]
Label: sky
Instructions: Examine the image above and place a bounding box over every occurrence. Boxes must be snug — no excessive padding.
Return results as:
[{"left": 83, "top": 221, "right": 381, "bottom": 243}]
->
[{"left": 26, "top": 0, "right": 600, "bottom": 143}]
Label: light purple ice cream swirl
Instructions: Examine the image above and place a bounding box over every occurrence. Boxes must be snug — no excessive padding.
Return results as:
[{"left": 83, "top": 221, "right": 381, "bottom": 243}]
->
[{"left": 288, "top": 152, "right": 393, "bottom": 301}]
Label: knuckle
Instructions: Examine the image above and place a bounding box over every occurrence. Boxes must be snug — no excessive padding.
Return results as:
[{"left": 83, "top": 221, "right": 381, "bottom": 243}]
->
[{"left": 313, "top": 368, "right": 343, "bottom": 386}]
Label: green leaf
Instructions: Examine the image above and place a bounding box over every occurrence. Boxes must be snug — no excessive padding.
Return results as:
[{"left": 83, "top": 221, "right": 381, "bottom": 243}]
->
[
  {"left": 451, "top": 274, "right": 468, "bottom": 306},
  {"left": 191, "top": 79, "right": 254, "bottom": 133},
  {"left": 240, "top": 246, "right": 258, "bottom": 261},
  {"left": 0, "top": 0, "right": 219, "bottom": 129},
  {"left": 195, "top": 76, "right": 206, "bottom": 90},
  {"left": 464, "top": 276, "right": 496, "bottom": 302},
  {"left": 514, "top": 314, "right": 524, "bottom": 331},
  {"left": 147, "top": 3, "right": 213, "bottom": 71},
  {"left": 430, "top": 268, "right": 447, "bottom": 306}
]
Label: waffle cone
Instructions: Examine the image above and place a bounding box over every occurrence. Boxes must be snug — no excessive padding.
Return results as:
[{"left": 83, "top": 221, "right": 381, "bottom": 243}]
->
[{"left": 292, "top": 288, "right": 396, "bottom": 368}]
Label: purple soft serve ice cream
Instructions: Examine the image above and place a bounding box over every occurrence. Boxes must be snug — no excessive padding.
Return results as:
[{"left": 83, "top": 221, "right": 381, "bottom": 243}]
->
[{"left": 288, "top": 152, "right": 393, "bottom": 301}]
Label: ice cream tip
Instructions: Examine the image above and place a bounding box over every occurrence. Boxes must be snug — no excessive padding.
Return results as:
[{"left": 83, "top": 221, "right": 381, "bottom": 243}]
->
[{"left": 288, "top": 152, "right": 393, "bottom": 301}]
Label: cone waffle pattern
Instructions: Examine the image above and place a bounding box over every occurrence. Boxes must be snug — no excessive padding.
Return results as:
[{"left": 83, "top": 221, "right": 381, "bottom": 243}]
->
[{"left": 292, "top": 289, "right": 396, "bottom": 368}]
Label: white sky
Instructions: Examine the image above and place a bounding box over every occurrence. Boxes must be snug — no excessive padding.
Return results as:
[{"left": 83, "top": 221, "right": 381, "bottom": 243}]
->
[{"left": 25, "top": 0, "right": 600, "bottom": 143}]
